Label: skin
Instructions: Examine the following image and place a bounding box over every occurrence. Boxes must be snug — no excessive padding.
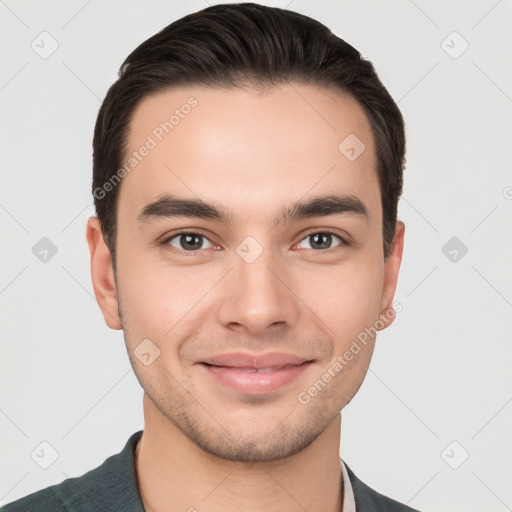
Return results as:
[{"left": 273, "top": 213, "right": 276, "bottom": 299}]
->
[{"left": 86, "top": 83, "right": 405, "bottom": 512}]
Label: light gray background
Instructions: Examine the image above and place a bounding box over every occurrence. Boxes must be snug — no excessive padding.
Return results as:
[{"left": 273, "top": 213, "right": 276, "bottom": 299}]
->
[{"left": 1, "top": 1, "right": 511, "bottom": 511}]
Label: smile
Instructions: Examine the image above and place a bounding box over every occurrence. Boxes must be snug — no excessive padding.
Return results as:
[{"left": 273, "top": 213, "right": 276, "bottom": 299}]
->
[{"left": 199, "top": 361, "right": 312, "bottom": 394}]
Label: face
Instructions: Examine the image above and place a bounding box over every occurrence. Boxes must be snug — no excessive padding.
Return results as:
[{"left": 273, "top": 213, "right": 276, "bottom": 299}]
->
[{"left": 87, "top": 83, "right": 404, "bottom": 463}]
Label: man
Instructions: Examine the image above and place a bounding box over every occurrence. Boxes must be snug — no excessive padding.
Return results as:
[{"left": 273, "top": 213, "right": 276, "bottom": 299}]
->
[{"left": 1, "top": 3, "right": 418, "bottom": 511}]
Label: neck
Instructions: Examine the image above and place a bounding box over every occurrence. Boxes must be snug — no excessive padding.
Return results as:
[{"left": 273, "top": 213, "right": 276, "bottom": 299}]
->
[{"left": 135, "top": 394, "right": 344, "bottom": 512}]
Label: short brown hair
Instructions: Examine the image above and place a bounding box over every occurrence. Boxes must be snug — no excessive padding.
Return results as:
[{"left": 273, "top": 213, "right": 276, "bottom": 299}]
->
[{"left": 92, "top": 2, "right": 406, "bottom": 266}]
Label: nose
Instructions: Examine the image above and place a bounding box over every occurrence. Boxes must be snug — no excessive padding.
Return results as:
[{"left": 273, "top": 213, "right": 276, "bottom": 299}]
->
[{"left": 216, "top": 244, "right": 300, "bottom": 336}]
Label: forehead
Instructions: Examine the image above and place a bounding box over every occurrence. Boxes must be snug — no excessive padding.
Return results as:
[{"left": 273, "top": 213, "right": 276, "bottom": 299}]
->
[{"left": 119, "top": 84, "right": 380, "bottom": 227}]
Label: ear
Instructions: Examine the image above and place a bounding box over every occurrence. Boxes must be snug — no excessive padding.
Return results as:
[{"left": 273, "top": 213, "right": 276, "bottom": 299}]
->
[
  {"left": 377, "top": 220, "right": 405, "bottom": 330},
  {"left": 86, "top": 216, "right": 122, "bottom": 330}
]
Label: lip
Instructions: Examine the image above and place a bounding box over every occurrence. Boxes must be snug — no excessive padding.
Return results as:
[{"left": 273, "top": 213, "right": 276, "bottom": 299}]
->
[
  {"left": 197, "top": 352, "right": 313, "bottom": 394},
  {"left": 199, "top": 352, "right": 311, "bottom": 369}
]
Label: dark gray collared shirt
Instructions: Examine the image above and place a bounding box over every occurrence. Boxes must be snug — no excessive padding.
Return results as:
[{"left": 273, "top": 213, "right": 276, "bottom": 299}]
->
[{"left": 1, "top": 430, "right": 421, "bottom": 511}]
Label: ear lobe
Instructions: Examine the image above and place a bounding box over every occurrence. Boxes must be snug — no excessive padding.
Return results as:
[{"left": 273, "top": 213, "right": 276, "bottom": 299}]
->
[
  {"left": 86, "top": 216, "right": 122, "bottom": 330},
  {"left": 377, "top": 220, "right": 405, "bottom": 331}
]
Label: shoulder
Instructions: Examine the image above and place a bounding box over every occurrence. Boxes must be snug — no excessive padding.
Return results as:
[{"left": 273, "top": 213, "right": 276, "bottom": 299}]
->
[
  {"left": 1, "top": 431, "right": 144, "bottom": 512},
  {"left": 344, "top": 461, "right": 422, "bottom": 512},
  {"left": 0, "top": 486, "right": 65, "bottom": 512}
]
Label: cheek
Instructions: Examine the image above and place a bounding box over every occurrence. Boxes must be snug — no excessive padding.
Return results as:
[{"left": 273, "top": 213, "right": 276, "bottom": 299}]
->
[
  {"left": 300, "top": 255, "right": 384, "bottom": 342},
  {"left": 302, "top": 261, "right": 383, "bottom": 404},
  {"left": 117, "top": 259, "right": 211, "bottom": 343}
]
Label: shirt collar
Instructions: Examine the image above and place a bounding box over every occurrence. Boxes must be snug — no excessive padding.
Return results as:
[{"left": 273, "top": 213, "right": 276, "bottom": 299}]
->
[{"left": 340, "top": 458, "right": 357, "bottom": 512}]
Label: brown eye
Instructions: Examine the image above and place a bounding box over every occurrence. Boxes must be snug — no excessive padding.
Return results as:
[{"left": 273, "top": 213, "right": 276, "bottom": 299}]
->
[
  {"left": 165, "top": 232, "right": 214, "bottom": 252},
  {"left": 297, "top": 232, "right": 344, "bottom": 251}
]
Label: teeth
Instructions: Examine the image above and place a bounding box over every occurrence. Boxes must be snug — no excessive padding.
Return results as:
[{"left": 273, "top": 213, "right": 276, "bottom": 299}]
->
[
  {"left": 205, "top": 363, "right": 303, "bottom": 372},
  {"left": 233, "top": 366, "right": 283, "bottom": 373}
]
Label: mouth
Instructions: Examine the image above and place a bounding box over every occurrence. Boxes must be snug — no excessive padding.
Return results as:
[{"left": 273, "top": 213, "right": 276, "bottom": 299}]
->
[
  {"left": 201, "top": 362, "right": 308, "bottom": 372},
  {"left": 198, "top": 359, "right": 313, "bottom": 394}
]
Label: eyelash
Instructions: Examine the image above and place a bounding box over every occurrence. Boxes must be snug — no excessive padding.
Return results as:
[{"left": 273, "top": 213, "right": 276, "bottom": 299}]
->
[{"left": 159, "top": 229, "right": 348, "bottom": 255}]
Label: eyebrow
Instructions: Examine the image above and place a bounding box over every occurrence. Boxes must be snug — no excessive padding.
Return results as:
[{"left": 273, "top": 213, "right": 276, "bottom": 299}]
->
[{"left": 137, "top": 193, "right": 369, "bottom": 226}]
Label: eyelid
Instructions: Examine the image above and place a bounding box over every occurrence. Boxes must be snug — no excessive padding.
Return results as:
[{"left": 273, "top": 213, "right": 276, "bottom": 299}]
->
[
  {"left": 294, "top": 229, "right": 348, "bottom": 250},
  {"left": 160, "top": 228, "right": 218, "bottom": 250}
]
